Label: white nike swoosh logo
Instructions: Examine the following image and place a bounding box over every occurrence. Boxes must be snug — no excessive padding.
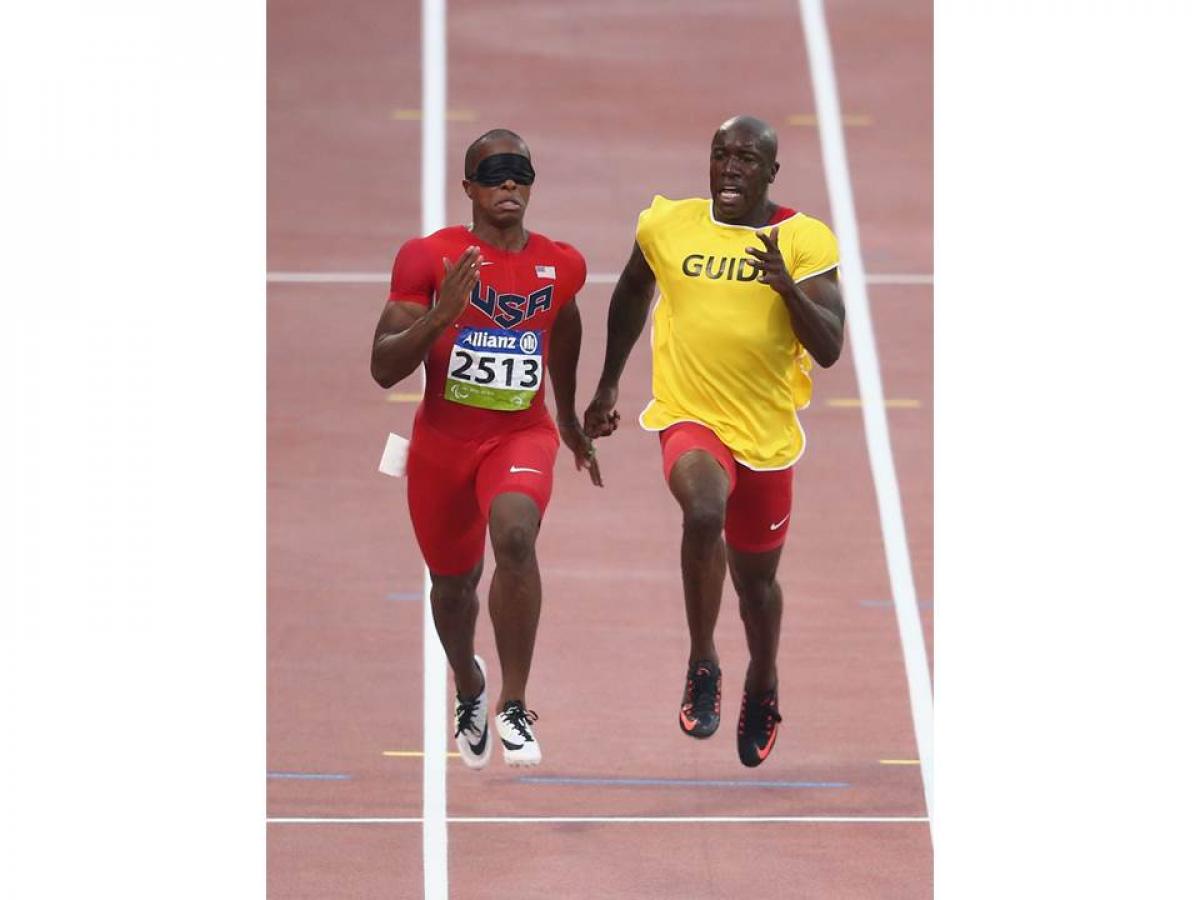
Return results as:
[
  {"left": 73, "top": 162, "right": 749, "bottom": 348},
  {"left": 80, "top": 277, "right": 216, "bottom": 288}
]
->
[
  {"left": 509, "top": 466, "right": 542, "bottom": 474},
  {"left": 769, "top": 515, "right": 791, "bottom": 531},
  {"left": 479, "top": 260, "right": 495, "bottom": 266}
]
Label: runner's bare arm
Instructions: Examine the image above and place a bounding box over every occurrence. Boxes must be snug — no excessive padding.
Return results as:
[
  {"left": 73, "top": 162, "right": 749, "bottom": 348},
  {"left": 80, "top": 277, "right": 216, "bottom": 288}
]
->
[
  {"left": 746, "top": 228, "right": 844, "bottom": 367},
  {"left": 780, "top": 270, "right": 844, "bottom": 367},
  {"left": 583, "top": 242, "right": 657, "bottom": 437},
  {"left": 549, "top": 298, "right": 585, "bottom": 427},
  {"left": 370, "top": 247, "right": 480, "bottom": 388},
  {"left": 549, "top": 298, "right": 602, "bottom": 487}
]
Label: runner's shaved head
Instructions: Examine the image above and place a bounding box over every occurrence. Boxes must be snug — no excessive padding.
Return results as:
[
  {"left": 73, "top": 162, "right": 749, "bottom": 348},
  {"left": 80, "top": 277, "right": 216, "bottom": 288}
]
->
[
  {"left": 464, "top": 128, "right": 530, "bottom": 177},
  {"left": 714, "top": 116, "right": 778, "bottom": 165}
]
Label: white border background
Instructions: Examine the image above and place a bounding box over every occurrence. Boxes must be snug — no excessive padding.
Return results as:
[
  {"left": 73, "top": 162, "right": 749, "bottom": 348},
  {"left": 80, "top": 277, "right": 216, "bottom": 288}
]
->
[
  {"left": 3, "top": 0, "right": 1199, "bottom": 896},
  {"left": 936, "top": 1, "right": 1200, "bottom": 895},
  {"left": 1, "top": 1, "right": 264, "bottom": 895}
]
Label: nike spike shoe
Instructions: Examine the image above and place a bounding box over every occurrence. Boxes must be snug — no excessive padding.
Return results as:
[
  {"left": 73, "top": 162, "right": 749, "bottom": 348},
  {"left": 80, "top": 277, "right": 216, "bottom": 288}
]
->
[
  {"left": 737, "top": 685, "right": 783, "bottom": 768},
  {"left": 496, "top": 699, "right": 542, "bottom": 766},
  {"left": 453, "top": 656, "right": 491, "bottom": 770},
  {"left": 679, "top": 660, "right": 722, "bottom": 738}
]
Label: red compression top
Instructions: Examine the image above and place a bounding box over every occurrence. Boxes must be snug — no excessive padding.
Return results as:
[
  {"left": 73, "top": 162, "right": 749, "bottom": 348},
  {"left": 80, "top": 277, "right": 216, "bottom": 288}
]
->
[{"left": 388, "top": 225, "right": 587, "bottom": 441}]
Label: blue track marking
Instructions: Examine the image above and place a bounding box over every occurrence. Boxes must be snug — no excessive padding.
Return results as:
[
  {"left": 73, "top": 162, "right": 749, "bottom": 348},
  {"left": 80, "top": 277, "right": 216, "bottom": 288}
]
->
[
  {"left": 859, "top": 599, "right": 932, "bottom": 608},
  {"left": 268, "top": 772, "right": 352, "bottom": 781},
  {"left": 516, "top": 776, "right": 849, "bottom": 789},
  {"left": 386, "top": 591, "right": 423, "bottom": 601}
]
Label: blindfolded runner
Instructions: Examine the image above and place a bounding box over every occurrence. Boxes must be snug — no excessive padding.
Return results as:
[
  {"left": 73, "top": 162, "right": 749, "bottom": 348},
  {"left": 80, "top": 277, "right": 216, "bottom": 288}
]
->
[{"left": 372, "top": 129, "right": 600, "bottom": 768}]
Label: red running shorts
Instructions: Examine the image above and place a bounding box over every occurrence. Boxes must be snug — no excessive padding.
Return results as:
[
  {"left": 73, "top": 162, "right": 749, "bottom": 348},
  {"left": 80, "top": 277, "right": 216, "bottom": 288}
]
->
[
  {"left": 659, "top": 421, "right": 794, "bottom": 554},
  {"left": 406, "top": 417, "right": 558, "bottom": 576}
]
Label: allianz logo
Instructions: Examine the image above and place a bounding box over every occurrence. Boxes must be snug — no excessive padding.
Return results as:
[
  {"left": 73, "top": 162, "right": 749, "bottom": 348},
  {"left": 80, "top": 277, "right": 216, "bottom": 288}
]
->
[{"left": 460, "top": 330, "right": 539, "bottom": 355}]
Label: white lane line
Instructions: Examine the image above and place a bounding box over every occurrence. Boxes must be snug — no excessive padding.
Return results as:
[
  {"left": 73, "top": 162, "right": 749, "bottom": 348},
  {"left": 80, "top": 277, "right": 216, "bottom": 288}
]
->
[
  {"left": 267, "top": 815, "right": 930, "bottom": 825},
  {"left": 265, "top": 271, "right": 932, "bottom": 286},
  {"left": 866, "top": 274, "right": 933, "bottom": 285},
  {"left": 267, "top": 272, "right": 387, "bottom": 283},
  {"left": 798, "top": 0, "right": 935, "bottom": 824},
  {"left": 420, "top": 1, "right": 448, "bottom": 898}
]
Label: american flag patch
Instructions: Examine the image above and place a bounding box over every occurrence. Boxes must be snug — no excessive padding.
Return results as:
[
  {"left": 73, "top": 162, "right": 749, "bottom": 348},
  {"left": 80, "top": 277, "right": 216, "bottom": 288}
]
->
[{"left": 535, "top": 265, "right": 556, "bottom": 279}]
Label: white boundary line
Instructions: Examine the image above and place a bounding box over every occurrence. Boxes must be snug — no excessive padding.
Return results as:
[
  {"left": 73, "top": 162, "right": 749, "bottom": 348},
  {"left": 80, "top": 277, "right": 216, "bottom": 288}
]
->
[
  {"left": 268, "top": 815, "right": 930, "bottom": 825},
  {"left": 266, "top": 271, "right": 931, "bottom": 286},
  {"left": 798, "top": 0, "right": 935, "bottom": 824},
  {"left": 420, "top": 1, "right": 448, "bottom": 898},
  {"left": 268, "top": 272, "right": 387, "bottom": 283}
]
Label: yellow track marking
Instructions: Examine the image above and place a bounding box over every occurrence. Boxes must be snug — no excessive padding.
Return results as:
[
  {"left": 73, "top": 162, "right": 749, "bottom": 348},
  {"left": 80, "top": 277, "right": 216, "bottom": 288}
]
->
[
  {"left": 826, "top": 397, "right": 922, "bottom": 409},
  {"left": 383, "top": 750, "right": 460, "bottom": 758},
  {"left": 386, "top": 392, "right": 423, "bottom": 403},
  {"left": 787, "top": 113, "right": 872, "bottom": 127},
  {"left": 391, "top": 108, "right": 477, "bottom": 122},
  {"left": 879, "top": 759, "right": 921, "bottom": 765}
]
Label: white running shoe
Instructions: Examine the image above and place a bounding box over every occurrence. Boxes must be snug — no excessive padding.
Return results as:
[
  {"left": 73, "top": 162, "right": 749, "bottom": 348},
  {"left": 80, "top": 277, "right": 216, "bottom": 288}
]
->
[
  {"left": 453, "top": 656, "right": 491, "bottom": 770},
  {"left": 496, "top": 700, "right": 542, "bottom": 766}
]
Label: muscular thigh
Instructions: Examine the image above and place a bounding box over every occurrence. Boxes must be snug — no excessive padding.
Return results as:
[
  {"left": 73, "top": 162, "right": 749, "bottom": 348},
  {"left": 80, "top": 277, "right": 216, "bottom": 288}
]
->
[
  {"left": 724, "top": 465, "right": 794, "bottom": 554},
  {"left": 406, "top": 424, "right": 489, "bottom": 576},
  {"left": 475, "top": 422, "right": 559, "bottom": 517},
  {"left": 659, "top": 422, "right": 737, "bottom": 491}
]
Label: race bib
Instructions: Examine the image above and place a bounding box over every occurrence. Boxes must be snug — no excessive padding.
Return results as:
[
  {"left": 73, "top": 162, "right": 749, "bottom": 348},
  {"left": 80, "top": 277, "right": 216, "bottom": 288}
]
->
[{"left": 444, "top": 327, "right": 543, "bottom": 411}]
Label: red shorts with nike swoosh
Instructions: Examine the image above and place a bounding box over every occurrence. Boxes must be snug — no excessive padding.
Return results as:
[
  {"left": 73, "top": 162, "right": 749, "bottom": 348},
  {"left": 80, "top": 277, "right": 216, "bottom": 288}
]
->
[
  {"left": 406, "top": 411, "right": 559, "bottom": 576},
  {"left": 659, "top": 422, "right": 794, "bottom": 554}
]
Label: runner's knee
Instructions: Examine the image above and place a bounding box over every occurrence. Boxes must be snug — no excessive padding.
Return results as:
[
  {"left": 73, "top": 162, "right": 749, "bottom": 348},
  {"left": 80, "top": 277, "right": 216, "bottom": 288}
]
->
[
  {"left": 681, "top": 498, "right": 726, "bottom": 544},
  {"left": 430, "top": 567, "right": 481, "bottom": 611},
  {"left": 491, "top": 520, "right": 538, "bottom": 567}
]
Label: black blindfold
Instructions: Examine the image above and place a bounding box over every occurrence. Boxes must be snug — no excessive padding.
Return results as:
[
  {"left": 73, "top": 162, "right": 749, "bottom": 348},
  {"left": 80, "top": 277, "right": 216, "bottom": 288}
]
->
[{"left": 468, "top": 153, "right": 536, "bottom": 186}]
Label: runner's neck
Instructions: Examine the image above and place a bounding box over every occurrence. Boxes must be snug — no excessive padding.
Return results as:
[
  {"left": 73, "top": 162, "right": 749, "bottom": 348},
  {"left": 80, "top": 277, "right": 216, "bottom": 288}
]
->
[
  {"left": 713, "top": 200, "right": 780, "bottom": 229},
  {"left": 467, "top": 222, "right": 530, "bottom": 253}
]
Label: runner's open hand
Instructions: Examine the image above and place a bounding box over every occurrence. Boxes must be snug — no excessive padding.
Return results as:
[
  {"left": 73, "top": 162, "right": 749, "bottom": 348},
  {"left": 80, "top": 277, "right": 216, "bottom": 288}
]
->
[
  {"left": 433, "top": 246, "right": 481, "bottom": 325},
  {"left": 558, "top": 415, "right": 603, "bottom": 487},
  {"left": 583, "top": 385, "right": 621, "bottom": 439},
  {"left": 745, "top": 227, "right": 793, "bottom": 296}
]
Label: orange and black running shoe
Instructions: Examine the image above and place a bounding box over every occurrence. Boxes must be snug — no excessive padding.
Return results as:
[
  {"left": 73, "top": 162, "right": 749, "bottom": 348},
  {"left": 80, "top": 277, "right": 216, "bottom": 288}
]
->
[
  {"left": 737, "top": 686, "right": 783, "bottom": 767},
  {"left": 679, "top": 660, "right": 721, "bottom": 738}
]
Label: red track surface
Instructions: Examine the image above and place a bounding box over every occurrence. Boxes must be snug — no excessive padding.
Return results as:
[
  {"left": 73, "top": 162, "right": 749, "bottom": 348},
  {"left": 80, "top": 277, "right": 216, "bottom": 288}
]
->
[{"left": 268, "top": 1, "right": 931, "bottom": 896}]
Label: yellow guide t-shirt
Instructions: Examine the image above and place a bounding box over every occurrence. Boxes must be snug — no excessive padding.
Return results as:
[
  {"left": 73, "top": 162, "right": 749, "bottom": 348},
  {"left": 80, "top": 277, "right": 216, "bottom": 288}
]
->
[{"left": 636, "top": 196, "right": 839, "bottom": 469}]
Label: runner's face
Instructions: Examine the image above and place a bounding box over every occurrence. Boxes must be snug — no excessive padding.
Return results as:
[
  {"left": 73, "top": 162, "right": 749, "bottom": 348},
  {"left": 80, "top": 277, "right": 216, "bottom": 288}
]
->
[
  {"left": 464, "top": 140, "right": 532, "bottom": 227},
  {"left": 709, "top": 128, "right": 777, "bottom": 223}
]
